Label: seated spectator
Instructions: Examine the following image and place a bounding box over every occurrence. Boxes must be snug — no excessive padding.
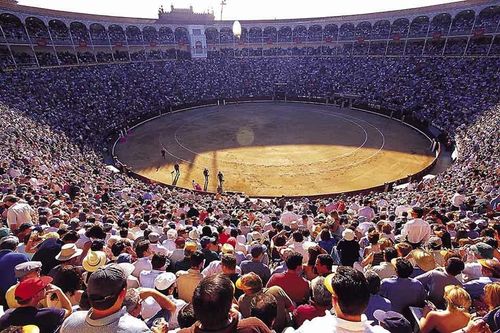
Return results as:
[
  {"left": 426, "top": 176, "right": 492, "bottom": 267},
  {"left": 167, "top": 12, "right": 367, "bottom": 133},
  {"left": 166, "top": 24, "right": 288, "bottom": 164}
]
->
[
  {"left": 364, "top": 271, "right": 391, "bottom": 321},
  {"left": 240, "top": 244, "right": 271, "bottom": 285},
  {"left": 483, "top": 282, "right": 500, "bottom": 332},
  {"left": 178, "top": 274, "right": 271, "bottom": 332},
  {"left": 318, "top": 229, "right": 336, "bottom": 255},
  {"left": 373, "top": 310, "right": 412, "bottom": 333},
  {"left": 174, "top": 241, "right": 197, "bottom": 273},
  {"left": 141, "top": 272, "right": 186, "bottom": 330},
  {"left": 176, "top": 250, "right": 204, "bottom": 303},
  {"left": 368, "top": 247, "right": 397, "bottom": 280},
  {"left": 132, "top": 240, "right": 152, "bottom": 278},
  {"left": 410, "top": 249, "right": 436, "bottom": 278},
  {"left": 419, "top": 285, "right": 472, "bottom": 333},
  {"left": 237, "top": 272, "right": 293, "bottom": 332},
  {"left": 293, "top": 276, "right": 331, "bottom": 327},
  {"left": 140, "top": 253, "right": 168, "bottom": 288},
  {"left": 5, "top": 261, "right": 42, "bottom": 309},
  {"left": 250, "top": 293, "right": 278, "bottom": 331},
  {"left": 464, "top": 259, "right": 500, "bottom": 300},
  {"left": 303, "top": 246, "right": 322, "bottom": 281},
  {"left": 219, "top": 254, "right": 243, "bottom": 298},
  {"left": 295, "top": 266, "right": 388, "bottom": 332},
  {"left": 336, "top": 229, "right": 360, "bottom": 267},
  {"left": 50, "top": 266, "right": 85, "bottom": 309},
  {"left": 416, "top": 256, "right": 464, "bottom": 309},
  {"left": 400, "top": 207, "right": 431, "bottom": 248},
  {"left": 379, "top": 258, "right": 426, "bottom": 314},
  {"left": 0, "top": 236, "right": 29, "bottom": 306},
  {"left": 267, "top": 252, "right": 310, "bottom": 305},
  {"left": 148, "top": 233, "right": 168, "bottom": 256},
  {"left": 462, "top": 243, "right": 495, "bottom": 282},
  {"left": 315, "top": 254, "right": 334, "bottom": 278},
  {"left": 200, "top": 236, "right": 219, "bottom": 268},
  {"left": 60, "top": 264, "right": 153, "bottom": 332},
  {"left": 0, "top": 276, "right": 72, "bottom": 333},
  {"left": 177, "top": 303, "right": 196, "bottom": 330},
  {"left": 201, "top": 244, "right": 241, "bottom": 277}
]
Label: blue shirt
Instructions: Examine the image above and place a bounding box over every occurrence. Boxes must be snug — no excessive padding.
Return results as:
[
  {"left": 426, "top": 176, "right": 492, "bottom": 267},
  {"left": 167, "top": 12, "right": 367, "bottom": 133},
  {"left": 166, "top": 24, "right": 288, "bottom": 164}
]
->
[
  {"left": 464, "top": 277, "right": 500, "bottom": 300},
  {"left": 365, "top": 294, "right": 392, "bottom": 321},
  {"left": 0, "top": 249, "right": 28, "bottom": 297},
  {"left": 379, "top": 277, "right": 426, "bottom": 313}
]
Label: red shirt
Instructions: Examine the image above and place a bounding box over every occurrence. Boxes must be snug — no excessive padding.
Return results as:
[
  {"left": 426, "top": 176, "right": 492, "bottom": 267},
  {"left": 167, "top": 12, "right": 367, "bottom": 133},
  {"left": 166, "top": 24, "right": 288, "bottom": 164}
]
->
[
  {"left": 293, "top": 304, "right": 329, "bottom": 327},
  {"left": 266, "top": 270, "right": 310, "bottom": 305}
]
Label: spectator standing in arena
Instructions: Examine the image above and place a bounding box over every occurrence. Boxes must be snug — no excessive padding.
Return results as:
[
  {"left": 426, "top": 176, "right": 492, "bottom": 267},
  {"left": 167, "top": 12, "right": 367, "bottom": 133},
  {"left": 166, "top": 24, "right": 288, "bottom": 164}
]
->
[
  {"left": 203, "top": 168, "right": 209, "bottom": 191},
  {"left": 295, "top": 267, "right": 388, "bottom": 332}
]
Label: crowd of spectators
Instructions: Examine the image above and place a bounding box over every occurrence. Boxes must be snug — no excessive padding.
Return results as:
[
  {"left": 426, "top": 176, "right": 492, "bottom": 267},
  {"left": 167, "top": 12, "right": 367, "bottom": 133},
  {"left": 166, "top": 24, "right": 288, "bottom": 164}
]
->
[{"left": 0, "top": 54, "right": 498, "bottom": 333}]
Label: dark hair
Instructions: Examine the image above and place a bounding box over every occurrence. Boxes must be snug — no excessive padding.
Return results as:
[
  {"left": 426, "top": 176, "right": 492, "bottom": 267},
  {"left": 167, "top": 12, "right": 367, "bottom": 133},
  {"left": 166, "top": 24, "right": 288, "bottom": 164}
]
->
[
  {"left": 395, "top": 258, "right": 413, "bottom": 278},
  {"left": 221, "top": 254, "right": 236, "bottom": 270},
  {"left": 119, "top": 228, "right": 129, "bottom": 238},
  {"left": 61, "top": 231, "right": 79, "bottom": 243},
  {"left": 190, "top": 250, "right": 205, "bottom": 268},
  {"left": 53, "top": 266, "right": 84, "bottom": 296},
  {"left": 250, "top": 293, "right": 278, "bottom": 329},
  {"left": 368, "top": 232, "right": 380, "bottom": 245},
  {"left": 90, "top": 239, "right": 105, "bottom": 251},
  {"left": 292, "top": 231, "right": 304, "bottom": 243},
  {"left": 85, "top": 225, "right": 106, "bottom": 239},
  {"left": 445, "top": 257, "right": 465, "bottom": 276},
  {"left": 151, "top": 253, "right": 167, "bottom": 270},
  {"left": 365, "top": 271, "right": 381, "bottom": 295},
  {"left": 383, "top": 247, "right": 398, "bottom": 262},
  {"left": 111, "top": 240, "right": 127, "bottom": 257},
  {"left": 192, "top": 275, "right": 234, "bottom": 329},
  {"left": 330, "top": 267, "right": 370, "bottom": 316},
  {"left": 135, "top": 240, "right": 150, "bottom": 258},
  {"left": 317, "top": 254, "right": 334, "bottom": 271},
  {"left": 178, "top": 303, "right": 196, "bottom": 329},
  {"left": 285, "top": 252, "right": 303, "bottom": 270},
  {"left": 483, "top": 237, "right": 498, "bottom": 249},
  {"left": 320, "top": 229, "right": 331, "bottom": 241}
]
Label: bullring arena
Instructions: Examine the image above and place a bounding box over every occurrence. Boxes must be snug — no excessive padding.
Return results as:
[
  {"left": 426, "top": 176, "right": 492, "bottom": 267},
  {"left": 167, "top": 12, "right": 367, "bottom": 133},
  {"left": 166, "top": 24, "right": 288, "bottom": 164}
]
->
[{"left": 115, "top": 102, "right": 435, "bottom": 196}]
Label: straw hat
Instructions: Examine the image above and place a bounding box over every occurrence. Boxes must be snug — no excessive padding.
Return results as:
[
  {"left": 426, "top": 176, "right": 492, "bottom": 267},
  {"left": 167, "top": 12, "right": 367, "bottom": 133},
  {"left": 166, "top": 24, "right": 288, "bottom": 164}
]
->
[
  {"left": 412, "top": 249, "right": 436, "bottom": 272},
  {"left": 82, "top": 250, "right": 107, "bottom": 272},
  {"left": 55, "top": 244, "right": 82, "bottom": 261}
]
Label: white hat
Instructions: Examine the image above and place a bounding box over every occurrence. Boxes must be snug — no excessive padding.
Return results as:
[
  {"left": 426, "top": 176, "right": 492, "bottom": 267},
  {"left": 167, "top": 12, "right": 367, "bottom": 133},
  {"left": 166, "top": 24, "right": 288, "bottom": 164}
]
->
[
  {"left": 342, "top": 229, "right": 355, "bottom": 241},
  {"left": 167, "top": 229, "right": 177, "bottom": 240},
  {"left": 155, "top": 272, "right": 176, "bottom": 291}
]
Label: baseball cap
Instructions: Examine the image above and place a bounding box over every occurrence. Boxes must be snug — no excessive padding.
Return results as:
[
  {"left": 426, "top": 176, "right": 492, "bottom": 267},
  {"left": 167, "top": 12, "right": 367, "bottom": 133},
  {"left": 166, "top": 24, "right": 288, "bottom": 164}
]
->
[
  {"left": 154, "top": 272, "right": 176, "bottom": 291},
  {"left": 200, "top": 236, "right": 215, "bottom": 248},
  {"left": 373, "top": 310, "right": 412, "bottom": 333},
  {"left": 15, "top": 276, "right": 53, "bottom": 302},
  {"left": 116, "top": 253, "right": 132, "bottom": 264},
  {"left": 235, "top": 272, "right": 263, "bottom": 292},
  {"left": 15, "top": 261, "right": 42, "bottom": 279},
  {"left": 470, "top": 242, "right": 494, "bottom": 259},
  {"left": 87, "top": 264, "right": 127, "bottom": 310}
]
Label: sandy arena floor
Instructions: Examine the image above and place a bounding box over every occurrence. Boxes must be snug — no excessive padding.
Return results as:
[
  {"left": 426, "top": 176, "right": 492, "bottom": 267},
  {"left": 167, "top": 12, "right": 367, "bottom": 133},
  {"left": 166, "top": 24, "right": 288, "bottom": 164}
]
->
[{"left": 114, "top": 102, "right": 435, "bottom": 197}]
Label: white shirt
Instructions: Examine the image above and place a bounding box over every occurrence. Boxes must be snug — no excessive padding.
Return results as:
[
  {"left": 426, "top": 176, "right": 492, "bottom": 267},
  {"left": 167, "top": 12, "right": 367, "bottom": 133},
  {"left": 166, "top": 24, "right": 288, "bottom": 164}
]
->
[
  {"left": 394, "top": 205, "right": 412, "bottom": 217},
  {"left": 150, "top": 243, "right": 169, "bottom": 256},
  {"left": 139, "top": 269, "right": 164, "bottom": 288},
  {"left": 7, "top": 202, "right": 34, "bottom": 229},
  {"left": 451, "top": 193, "right": 466, "bottom": 208},
  {"left": 358, "top": 207, "right": 375, "bottom": 221},
  {"left": 132, "top": 257, "right": 152, "bottom": 278},
  {"left": 201, "top": 260, "right": 242, "bottom": 277},
  {"left": 295, "top": 311, "right": 389, "bottom": 333},
  {"left": 280, "top": 211, "right": 299, "bottom": 227},
  {"left": 141, "top": 295, "right": 186, "bottom": 329},
  {"left": 400, "top": 218, "right": 431, "bottom": 244}
]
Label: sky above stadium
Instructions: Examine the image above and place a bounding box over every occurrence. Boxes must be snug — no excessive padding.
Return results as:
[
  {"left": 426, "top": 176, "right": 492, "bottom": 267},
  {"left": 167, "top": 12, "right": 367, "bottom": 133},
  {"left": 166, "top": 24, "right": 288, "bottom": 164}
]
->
[{"left": 18, "top": 0, "right": 462, "bottom": 20}]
